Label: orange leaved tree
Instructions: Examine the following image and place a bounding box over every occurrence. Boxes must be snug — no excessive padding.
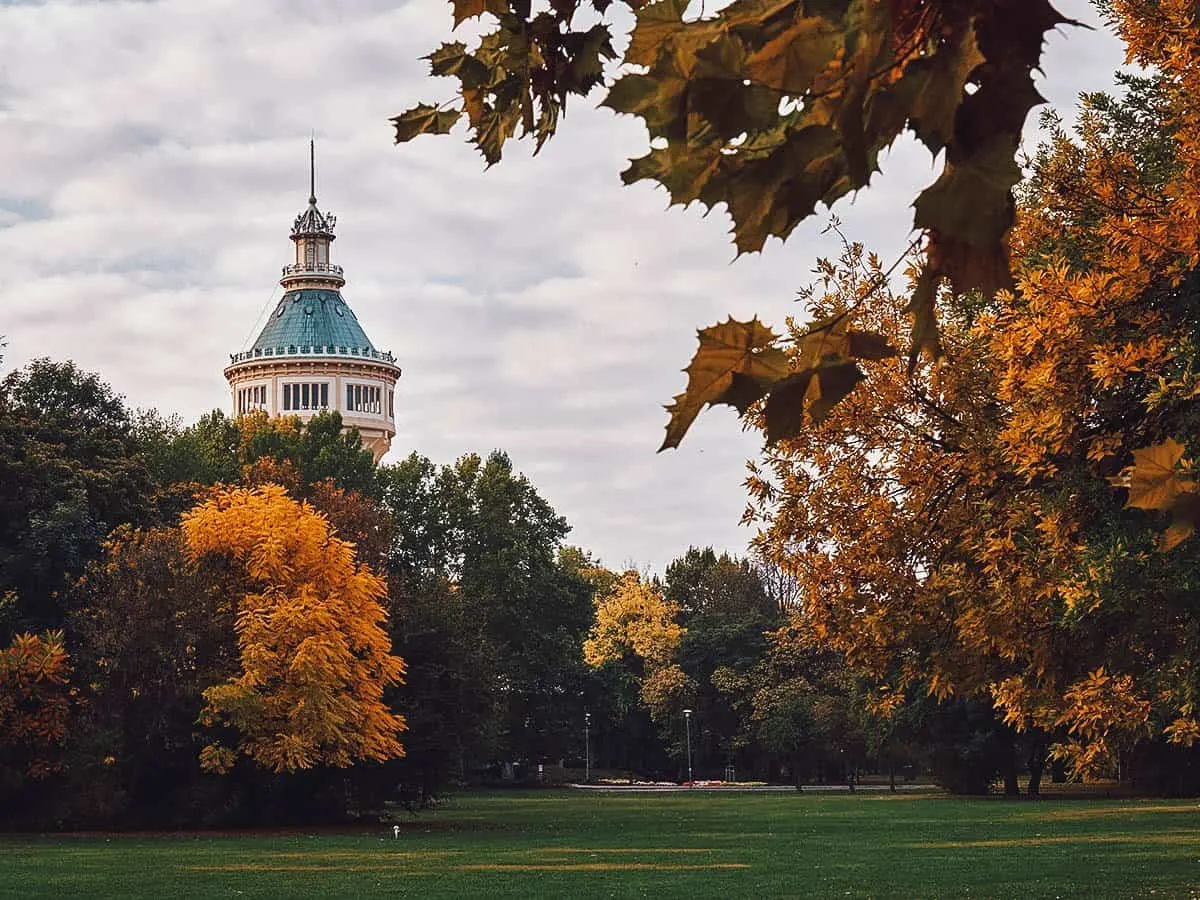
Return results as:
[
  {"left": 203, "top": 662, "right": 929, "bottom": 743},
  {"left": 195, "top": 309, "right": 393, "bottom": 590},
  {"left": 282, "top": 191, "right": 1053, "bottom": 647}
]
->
[
  {"left": 0, "top": 627, "right": 71, "bottom": 787},
  {"left": 180, "top": 484, "right": 406, "bottom": 774}
]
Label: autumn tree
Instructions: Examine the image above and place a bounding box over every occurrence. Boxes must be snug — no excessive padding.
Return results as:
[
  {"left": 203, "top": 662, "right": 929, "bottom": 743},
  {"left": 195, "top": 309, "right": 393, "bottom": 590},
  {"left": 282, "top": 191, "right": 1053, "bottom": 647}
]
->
[
  {"left": 746, "top": 36, "right": 1200, "bottom": 785},
  {"left": 0, "top": 629, "right": 70, "bottom": 811},
  {"left": 396, "top": 0, "right": 1082, "bottom": 441},
  {"left": 584, "top": 569, "right": 689, "bottom": 772},
  {"left": 181, "top": 484, "right": 406, "bottom": 775}
]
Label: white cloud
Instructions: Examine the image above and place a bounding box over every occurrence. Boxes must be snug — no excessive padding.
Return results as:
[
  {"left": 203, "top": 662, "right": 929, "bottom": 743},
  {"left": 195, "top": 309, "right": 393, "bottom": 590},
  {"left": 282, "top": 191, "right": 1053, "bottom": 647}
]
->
[{"left": 0, "top": 0, "right": 1127, "bottom": 572}]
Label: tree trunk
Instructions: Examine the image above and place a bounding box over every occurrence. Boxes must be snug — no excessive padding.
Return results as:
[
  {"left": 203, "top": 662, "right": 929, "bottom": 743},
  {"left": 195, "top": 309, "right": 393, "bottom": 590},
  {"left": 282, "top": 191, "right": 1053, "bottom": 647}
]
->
[
  {"left": 889, "top": 761, "right": 896, "bottom": 793},
  {"left": 1027, "top": 740, "right": 1048, "bottom": 797},
  {"left": 1002, "top": 737, "right": 1019, "bottom": 797}
]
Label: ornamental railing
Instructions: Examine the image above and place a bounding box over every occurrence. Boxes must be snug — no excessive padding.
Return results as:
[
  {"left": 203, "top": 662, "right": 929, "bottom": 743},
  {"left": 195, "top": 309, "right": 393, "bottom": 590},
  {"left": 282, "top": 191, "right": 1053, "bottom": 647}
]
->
[
  {"left": 281, "top": 262, "right": 344, "bottom": 279},
  {"left": 228, "top": 344, "right": 397, "bottom": 365}
]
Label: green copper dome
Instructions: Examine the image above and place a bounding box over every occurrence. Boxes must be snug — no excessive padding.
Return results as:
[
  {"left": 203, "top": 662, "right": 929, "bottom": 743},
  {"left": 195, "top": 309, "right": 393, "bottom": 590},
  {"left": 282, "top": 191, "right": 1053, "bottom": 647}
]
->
[{"left": 251, "top": 289, "right": 376, "bottom": 355}]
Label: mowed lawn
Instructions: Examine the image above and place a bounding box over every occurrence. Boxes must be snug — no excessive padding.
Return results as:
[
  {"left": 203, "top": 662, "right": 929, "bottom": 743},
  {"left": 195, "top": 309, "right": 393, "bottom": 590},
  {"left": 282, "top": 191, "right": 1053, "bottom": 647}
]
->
[{"left": 2, "top": 790, "right": 1199, "bottom": 899}]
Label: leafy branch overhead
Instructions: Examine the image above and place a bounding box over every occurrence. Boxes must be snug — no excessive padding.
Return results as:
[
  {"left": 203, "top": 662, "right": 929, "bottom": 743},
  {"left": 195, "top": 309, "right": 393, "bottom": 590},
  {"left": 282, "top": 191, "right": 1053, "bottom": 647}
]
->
[
  {"left": 396, "top": 0, "right": 1073, "bottom": 443},
  {"left": 661, "top": 315, "right": 896, "bottom": 450}
]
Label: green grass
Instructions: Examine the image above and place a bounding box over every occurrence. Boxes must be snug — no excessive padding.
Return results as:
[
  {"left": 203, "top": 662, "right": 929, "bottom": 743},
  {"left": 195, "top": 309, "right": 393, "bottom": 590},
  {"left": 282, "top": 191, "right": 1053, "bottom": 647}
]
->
[{"left": 2, "top": 790, "right": 1199, "bottom": 898}]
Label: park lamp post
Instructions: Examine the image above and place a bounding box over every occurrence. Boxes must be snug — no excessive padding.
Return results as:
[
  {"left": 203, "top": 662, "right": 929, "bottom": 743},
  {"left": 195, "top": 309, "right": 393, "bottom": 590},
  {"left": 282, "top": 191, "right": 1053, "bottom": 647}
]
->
[
  {"left": 684, "top": 708, "right": 694, "bottom": 785},
  {"left": 585, "top": 710, "right": 591, "bottom": 784}
]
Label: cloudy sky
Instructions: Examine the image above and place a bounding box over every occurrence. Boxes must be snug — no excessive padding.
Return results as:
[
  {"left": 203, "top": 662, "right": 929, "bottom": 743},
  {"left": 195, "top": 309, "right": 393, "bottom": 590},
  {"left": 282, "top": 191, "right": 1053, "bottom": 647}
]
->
[{"left": 1, "top": 0, "right": 1127, "bottom": 573}]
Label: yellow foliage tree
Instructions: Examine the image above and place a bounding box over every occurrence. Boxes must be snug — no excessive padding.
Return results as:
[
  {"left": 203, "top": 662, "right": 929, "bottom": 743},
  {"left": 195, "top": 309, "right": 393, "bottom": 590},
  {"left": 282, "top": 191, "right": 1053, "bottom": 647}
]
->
[
  {"left": 584, "top": 571, "right": 689, "bottom": 719},
  {"left": 0, "top": 628, "right": 71, "bottom": 782},
  {"left": 180, "top": 484, "right": 406, "bottom": 774}
]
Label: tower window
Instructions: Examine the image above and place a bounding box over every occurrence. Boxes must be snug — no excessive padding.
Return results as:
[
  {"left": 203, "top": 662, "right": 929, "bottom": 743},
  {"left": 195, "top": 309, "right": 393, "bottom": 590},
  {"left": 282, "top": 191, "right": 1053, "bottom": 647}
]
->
[
  {"left": 282, "top": 382, "right": 329, "bottom": 412},
  {"left": 346, "top": 383, "right": 382, "bottom": 414}
]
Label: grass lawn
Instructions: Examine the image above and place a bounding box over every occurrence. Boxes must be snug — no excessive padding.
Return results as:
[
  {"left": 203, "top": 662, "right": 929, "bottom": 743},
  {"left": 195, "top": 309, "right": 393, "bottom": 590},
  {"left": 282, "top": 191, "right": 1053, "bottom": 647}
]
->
[{"left": 2, "top": 790, "right": 1199, "bottom": 898}]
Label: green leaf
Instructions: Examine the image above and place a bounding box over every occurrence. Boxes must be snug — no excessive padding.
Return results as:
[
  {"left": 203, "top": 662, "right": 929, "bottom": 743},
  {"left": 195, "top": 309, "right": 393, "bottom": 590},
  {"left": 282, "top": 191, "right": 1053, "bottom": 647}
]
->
[
  {"left": 391, "top": 104, "right": 463, "bottom": 144},
  {"left": 723, "top": 124, "right": 844, "bottom": 254},
  {"left": 690, "top": 34, "right": 781, "bottom": 140},
  {"left": 603, "top": 73, "right": 689, "bottom": 141},
  {"left": 621, "top": 142, "right": 724, "bottom": 207},
  {"left": 661, "top": 318, "right": 791, "bottom": 451}
]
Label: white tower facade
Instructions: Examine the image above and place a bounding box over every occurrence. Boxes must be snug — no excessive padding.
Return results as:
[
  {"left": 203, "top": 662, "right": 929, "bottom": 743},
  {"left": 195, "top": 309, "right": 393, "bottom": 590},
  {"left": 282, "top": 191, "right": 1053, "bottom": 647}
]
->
[{"left": 224, "top": 143, "right": 401, "bottom": 461}]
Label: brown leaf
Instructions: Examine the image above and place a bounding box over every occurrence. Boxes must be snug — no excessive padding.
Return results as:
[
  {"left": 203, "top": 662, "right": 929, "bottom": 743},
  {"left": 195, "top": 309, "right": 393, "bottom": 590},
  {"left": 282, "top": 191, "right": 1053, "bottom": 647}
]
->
[
  {"left": 450, "top": 0, "right": 508, "bottom": 27},
  {"left": 905, "top": 20, "right": 986, "bottom": 154},
  {"left": 847, "top": 330, "right": 898, "bottom": 361},
  {"left": 1123, "top": 439, "right": 1190, "bottom": 512},
  {"left": 391, "top": 104, "right": 463, "bottom": 144},
  {"left": 762, "top": 360, "right": 864, "bottom": 443},
  {"left": 904, "top": 263, "right": 943, "bottom": 372},
  {"left": 745, "top": 16, "right": 842, "bottom": 95},
  {"left": 661, "top": 318, "right": 791, "bottom": 451},
  {"left": 912, "top": 135, "right": 1022, "bottom": 252},
  {"left": 625, "top": 0, "right": 688, "bottom": 67}
]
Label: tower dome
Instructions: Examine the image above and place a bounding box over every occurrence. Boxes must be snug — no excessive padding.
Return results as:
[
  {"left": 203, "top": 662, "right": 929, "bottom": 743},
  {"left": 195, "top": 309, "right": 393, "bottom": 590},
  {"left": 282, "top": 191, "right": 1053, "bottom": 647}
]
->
[{"left": 224, "top": 141, "right": 401, "bottom": 461}]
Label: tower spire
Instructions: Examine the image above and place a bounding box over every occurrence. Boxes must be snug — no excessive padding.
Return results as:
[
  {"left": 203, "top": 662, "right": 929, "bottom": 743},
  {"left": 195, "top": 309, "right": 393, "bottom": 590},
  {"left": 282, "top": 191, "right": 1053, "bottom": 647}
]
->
[{"left": 309, "top": 135, "right": 317, "bottom": 205}]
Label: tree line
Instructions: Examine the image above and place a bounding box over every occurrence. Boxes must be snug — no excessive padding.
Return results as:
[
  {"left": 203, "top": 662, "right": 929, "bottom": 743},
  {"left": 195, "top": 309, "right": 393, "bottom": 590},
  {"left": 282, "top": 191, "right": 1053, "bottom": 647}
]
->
[{"left": 0, "top": 356, "right": 1119, "bottom": 830}]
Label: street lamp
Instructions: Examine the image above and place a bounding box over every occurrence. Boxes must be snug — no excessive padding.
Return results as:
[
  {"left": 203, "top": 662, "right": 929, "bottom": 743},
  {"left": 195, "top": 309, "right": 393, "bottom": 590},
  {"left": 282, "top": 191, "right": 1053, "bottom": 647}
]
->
[
  {"left": 683, "top": 708, "right": 693, "bottom": 785},
  {"left": 584, "top": 711, "right": 592, "bottom": 784}
]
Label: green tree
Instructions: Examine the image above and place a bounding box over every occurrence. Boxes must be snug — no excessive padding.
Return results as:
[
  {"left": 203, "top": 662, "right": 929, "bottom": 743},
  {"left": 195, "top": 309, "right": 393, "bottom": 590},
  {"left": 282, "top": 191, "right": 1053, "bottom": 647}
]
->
[
  {"left": 378, "top": 451, "right": 594, "bottom": 775},
  {"left": 0, "top": 360, "right": 155, "bottom": 637},
  {"left": 67, "top": 526, "right": 240, "bottom": 826},
  {"left": 664, "top": 548, "right": 781, "bottom": 778}
]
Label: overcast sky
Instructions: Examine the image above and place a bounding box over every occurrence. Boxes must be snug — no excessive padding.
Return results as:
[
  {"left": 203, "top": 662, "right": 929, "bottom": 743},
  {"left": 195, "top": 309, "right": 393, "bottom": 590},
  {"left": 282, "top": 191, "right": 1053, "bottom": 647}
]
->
[{"left": 1, "top": 0, "right": 1127, "bottom": 574}]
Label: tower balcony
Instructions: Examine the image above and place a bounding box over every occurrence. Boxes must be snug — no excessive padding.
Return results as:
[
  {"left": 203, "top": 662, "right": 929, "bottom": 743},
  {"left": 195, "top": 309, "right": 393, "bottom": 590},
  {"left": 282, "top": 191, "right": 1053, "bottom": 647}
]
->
[
  {"left": 281, "top": 262, "right": 344, "bottom": 279},
  {"left": 227, "top": 344, "right": 398, "bottom": 366}
]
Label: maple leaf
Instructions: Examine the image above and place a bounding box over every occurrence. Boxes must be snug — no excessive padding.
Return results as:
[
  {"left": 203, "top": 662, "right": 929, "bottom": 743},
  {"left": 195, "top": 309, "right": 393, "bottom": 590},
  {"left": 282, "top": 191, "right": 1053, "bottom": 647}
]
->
[
  {"left": 744, "top": 16, "right": 843, "bottom": 95},
  {"left": 391, "top": 104, "right": 463, "bottom": 143},
  {"left": 1120, "top": 439, "right": 1189, "bottom": 511},
  {"left": 450, "top": 0, "right": 508, "bottom": 27},
  {"left": 660, "top": 318, "right": 791, "bottom": 451},
  {"left": 427, "top": 42, "right": 490, "bottom": 88},
  {"left": 624, "top": 0, "right": 688, "bottom": 68},
  {"left": 913, "top": 137, "right": 1023, "bottom": 254},
  {"left": 904, "top": 20, "right": 986, "bottom": 154},
  {"left": 762, "top": 361, "right": 865, "bottom": 443},
  {"left": 904, "top": 264, "right": 944, "bottom": 370}
]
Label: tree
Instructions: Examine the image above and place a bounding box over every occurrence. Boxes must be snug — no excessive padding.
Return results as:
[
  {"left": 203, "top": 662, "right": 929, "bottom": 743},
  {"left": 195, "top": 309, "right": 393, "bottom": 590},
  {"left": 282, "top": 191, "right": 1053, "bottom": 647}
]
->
[
  {"left": 584, "top": 570, "right": 688, "bottom": 775},
  {"left": 382, "top": 575, "right": 501, "bottom": 797},
  {"left": 378, "top": 451, "right": 593, "bottom": 770},
  {"left": 664, "top": 548, "right": 781, "bottom": 777},
  {"left": 396, "top": 0, "right": 1078, "bottom": 442},
  {"left": 0, "top": 630, "right": 70, "bottom": 799},
  {"left": 744, "top": 48, "right": 1200, "bottom": 783},
  {"left": 181, "top": 484, "right": 406, "bottom": 775},
  {"left": 66, "top": 525, "right": 240, "bottom": 825},
  {"left": 0, "top": 360, "right": 156, "bottom": 638},
  {"left": 135, "top": 409, "right": 378, "bottom": 501}
]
